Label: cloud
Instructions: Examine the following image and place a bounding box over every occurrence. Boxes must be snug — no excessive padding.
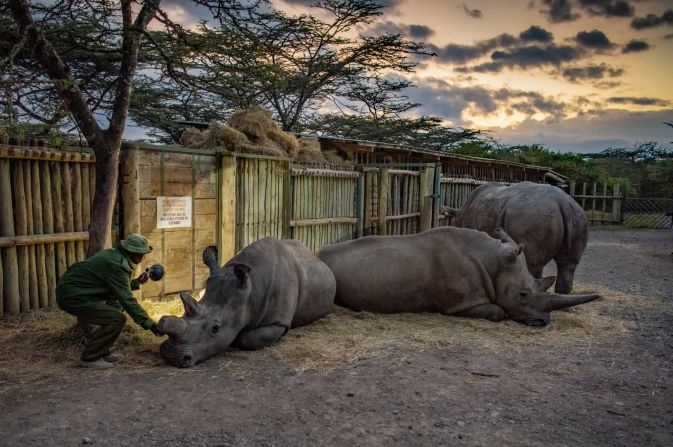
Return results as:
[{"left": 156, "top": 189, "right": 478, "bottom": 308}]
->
[
  {"left": 575, "top": 29, "right": 615, "bottom": 50},
  {"left": 491, "top": 44, "right": 582, "bottom": 67},
  {"left": 519, "top": 25, "right": 554, "bottom": 42},
  {"left": 368, "top": 21, "right": 434, "bottom": 39},
  {"left": 562, "top": 63, "right": 624, "bottom": 81},
  {"left": 407, "top": 24, "right": 435, "bottom": 39},
  {"left": 607, "top": 97, "right": 670, "bottom": 106},
  {"left": 630, "top": 9, "right": 673, "bottom": 30},
  {"left": 461, "top": 3, "right": 483, "bottom": 19},
  {"left": 593, "top": 80, "right": 622, "bottom": 89},
  {"left": 578, "top": 0, "right": 634, "bottom": 18},
  {"left": 540, "top": 0, "right": 580, "bottom": 23},
  {"left": 493, "top": 109, "right": 673, "bottom": 153},
  {"left": 404, "top": 76, "right": 568, "bottom": 123},
  {"left": 622, "top": 39, "right": 650, "bottom": 53},
  {"left": 427, "top": 33, "right": 518, "bottom": 63}
]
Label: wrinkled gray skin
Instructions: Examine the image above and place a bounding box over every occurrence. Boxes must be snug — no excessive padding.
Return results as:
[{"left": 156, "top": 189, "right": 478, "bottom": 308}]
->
[
  {"left": 443, "top": 182, "right": 587, "bottom": 293},
  {"left": 159, "top": 237, "right": 336, "bottom": 367},
  {"left": 318, "top": 227, "right": 599, "bottom": 327}
]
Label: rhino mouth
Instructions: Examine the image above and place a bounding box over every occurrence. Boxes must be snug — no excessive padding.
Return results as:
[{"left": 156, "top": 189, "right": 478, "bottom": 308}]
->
[{"left": 160, "top": 340, "right": 196, "bottom": 368}]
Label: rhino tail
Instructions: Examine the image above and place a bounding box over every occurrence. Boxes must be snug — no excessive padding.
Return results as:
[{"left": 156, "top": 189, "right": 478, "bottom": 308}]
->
[{"left": 560, "top": 197, "right": 586, "bottom": 255}]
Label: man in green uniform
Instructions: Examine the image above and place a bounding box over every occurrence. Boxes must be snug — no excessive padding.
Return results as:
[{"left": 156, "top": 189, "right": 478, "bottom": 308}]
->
[{"left": 56, "top": 234, "right": 163, "bottom": 369}]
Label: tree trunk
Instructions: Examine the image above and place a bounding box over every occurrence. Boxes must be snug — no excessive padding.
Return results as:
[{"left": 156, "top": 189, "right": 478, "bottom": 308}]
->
[{"left": 87, "top": 142, "right": 121, "bottom": 256}]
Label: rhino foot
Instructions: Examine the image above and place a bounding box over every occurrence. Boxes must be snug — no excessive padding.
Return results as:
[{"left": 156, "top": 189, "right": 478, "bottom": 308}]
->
[
  {"left": 454, "top": 303, "right": 506, "bottom": 322},
  {"left": 232, "top": 324, "right": 287, "bottom": 350}
]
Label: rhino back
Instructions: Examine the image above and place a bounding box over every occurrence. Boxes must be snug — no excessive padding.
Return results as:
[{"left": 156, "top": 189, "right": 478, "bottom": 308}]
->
[
  {"left": 458, "top": 182, "right": 586, "bottom": 267},
  {"left": 227, "top": 238, "right": 335, "bottom": 329},
  {"left": 318, "top": 227, "right": 498, "bottom": 314}
]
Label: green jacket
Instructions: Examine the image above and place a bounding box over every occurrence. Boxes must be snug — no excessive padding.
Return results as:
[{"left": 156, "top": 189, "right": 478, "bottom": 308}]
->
[{"left": 56, "top": 247, "right": 153, "bottom": 329}]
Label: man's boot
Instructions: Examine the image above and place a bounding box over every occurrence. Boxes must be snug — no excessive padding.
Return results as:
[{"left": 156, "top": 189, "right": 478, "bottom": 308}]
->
[
  {"left": 79, "top": 358, "right": 115, "bottom": 369},
  {"left": 103, "top": 353, "right": 125, "bottom": 363}
]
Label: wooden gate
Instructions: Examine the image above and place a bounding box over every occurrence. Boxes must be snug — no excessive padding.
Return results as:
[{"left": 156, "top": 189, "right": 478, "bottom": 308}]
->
[
  {"left": 437, "top": 178, "right": 486, "bottom": 226},
  {"left": 569, "top": 181, "right": 622, "bottom": 225},
  {"left": 233, "top": 155, "right": 290, "bottom": 252},
  {"left": 124, "top": 145, "right": 219, "bottom": 298},
  {"left": 622, "top": 198, "right": 673, "bottom": 229},
  {"left": 290, "top": 168, "right": 359, "bottom": 252}
]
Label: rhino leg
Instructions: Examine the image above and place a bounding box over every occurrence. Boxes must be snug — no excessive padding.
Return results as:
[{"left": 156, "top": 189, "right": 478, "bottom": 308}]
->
[
  {"left": 232, "top": 324, "right": 287, "bottom": 350},
  {"left": 554, "top": 259, "right": 577, "bottom": 294},
  {"left": 528, "top": 264, "right": 544, "bottom": 279},
  {"left": 454, "top": 303, "right": 506, "bottom": 322}
]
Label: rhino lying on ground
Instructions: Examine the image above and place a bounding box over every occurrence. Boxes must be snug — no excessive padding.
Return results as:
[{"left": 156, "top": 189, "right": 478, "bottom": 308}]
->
[
  {"left": 158, "top": 237, "right": 336, "bottom": 367},
  {"left": 442, "top": 181, "right": 587, "bottom": 293},
  {"left": 318, "top": 227, "right": 599, "bottom": 326}
]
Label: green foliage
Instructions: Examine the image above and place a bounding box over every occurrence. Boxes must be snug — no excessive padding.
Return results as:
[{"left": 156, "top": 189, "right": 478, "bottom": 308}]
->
[{"left": 301, "top": 113, "right": 482, "bottom": 148}]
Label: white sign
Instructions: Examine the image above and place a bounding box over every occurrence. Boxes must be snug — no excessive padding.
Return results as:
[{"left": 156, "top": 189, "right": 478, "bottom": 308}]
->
[{"left": 156, "top": 196, "right": 192, "bottom": 229}]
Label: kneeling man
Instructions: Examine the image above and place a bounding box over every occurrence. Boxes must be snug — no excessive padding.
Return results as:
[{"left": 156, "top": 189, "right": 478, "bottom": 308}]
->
[{"left": 56, "top": 234, "right": 163, "bottom": 369}]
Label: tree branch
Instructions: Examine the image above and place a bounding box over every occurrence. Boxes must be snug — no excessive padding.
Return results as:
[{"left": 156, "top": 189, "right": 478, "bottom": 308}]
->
[
  {"left": 107, "top": 0, "right": 161, "bottom": 141},
  {"left": 8, "top": 0, "right": 103, "bottom": 146}
]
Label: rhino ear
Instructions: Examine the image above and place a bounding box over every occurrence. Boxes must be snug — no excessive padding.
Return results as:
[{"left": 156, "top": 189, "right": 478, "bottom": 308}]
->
[
  {"left": 233, "top": 264, "right": 251, "bottom": 289},
  {"left": 180, "top": 292, "right": 201, "bottom": 318},
  {"left": 202, "top": 246, "right": 220, "bottom": 274},
  {"left": 538, "top": 276, "right": 556, "bottom": 291},
  {"left": 501, "top": 243, "right": 522, "bottom": 264},
  {"left": 441, "top": 206, "right": 458, "bottom": 218}
]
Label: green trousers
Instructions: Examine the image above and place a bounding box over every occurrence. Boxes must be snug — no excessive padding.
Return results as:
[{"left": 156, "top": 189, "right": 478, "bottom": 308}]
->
[{"left": 57, "top": 298, "right": 126, "bottom": 361}]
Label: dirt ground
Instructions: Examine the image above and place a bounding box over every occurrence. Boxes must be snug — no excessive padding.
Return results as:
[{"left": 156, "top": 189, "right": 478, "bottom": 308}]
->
[{"left": 1, "top": 227, "right": 672, "bottom": 446}]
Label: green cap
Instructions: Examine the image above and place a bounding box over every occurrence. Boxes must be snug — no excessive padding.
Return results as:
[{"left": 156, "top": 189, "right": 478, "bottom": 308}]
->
[{"left": 120, "top": 234, "right": 153, "bottom": 254}]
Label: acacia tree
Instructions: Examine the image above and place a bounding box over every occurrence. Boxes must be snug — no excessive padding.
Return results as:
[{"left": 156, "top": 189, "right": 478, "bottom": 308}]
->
[
  {"left": 130, "top": 0, "right": 427, "bottom": 137},
  {"left": 7, "top": 0, "right": 163, "bottom": 254}
]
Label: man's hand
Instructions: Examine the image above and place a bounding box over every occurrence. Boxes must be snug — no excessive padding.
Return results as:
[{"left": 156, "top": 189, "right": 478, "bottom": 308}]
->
[
  {"left": 149, "top": 322, "right": 164, "bottom": 337},
  {"left": 137, "top": 271, "right": 150, "bottom": 284}
]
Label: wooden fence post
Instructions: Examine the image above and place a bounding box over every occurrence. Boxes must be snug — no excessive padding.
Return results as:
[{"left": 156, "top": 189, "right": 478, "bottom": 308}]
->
[
  {"left": 432, "top": 163, "right": 441, "bottom": 228},
  {"left": 1, "top": 157, "right": 20, "bottom": 314},
  {"left": 13, "top": 160, "right": 30, "bottom": 312},
  {"left": 419, "top": 166, "right": 434, "bottom": 231},
  {"left": 31, "top": 160, "right": 48, "bottom": 308},
  {"left": 355, "top": 173, "right": 365, "bottom": 238},
  {"left": 569, "top": 180, "right": 576, "bottom": 197},
  {"left": 613, "top": 183, "right": 622, "bottom": 223},
  {"left": 52, "top": 161, "right": 68, "bottom": 278},
  {"left": 282, "top": 160, "right": 291, "bottom": 240},
  {"left": 377, "top": 169, "right": 389, "bottom": 235},
  {"left": 121, "top": 144, "right": 142, "bottom": 299},
  {"left": 218, "top": 154, "right": 237, "bottom": 265},
  {"left": 364, "top": 169, "right": 373, "bottom": 235},
  {"left": 40, "top": 161, "right": 57, "bottom": 307}
]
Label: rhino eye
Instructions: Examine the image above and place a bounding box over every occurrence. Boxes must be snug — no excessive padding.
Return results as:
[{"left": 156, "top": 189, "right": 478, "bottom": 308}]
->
[
  {"left": 210, "top": 325, "right": 220, "bottom": 335},
  {"left": 520, "top": 289, "right": 531, "bottom": 298}
]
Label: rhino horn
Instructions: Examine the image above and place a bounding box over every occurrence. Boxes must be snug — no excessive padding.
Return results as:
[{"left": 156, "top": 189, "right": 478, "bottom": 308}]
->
[
  {"left": 202, "top": 246, "right": 220, "bottom": 274},
  {"left": 544, "top": 292, "right": 600, "bottom": 311},
  {"left": 158, "top": 315, "right": 187, "bottom": 337},
  {"left": 180, "top": 291, "right": 201, "bottom": 318}
]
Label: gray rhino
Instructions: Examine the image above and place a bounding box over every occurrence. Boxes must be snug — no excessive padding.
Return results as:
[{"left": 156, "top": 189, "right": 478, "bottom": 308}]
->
[
  {"left": 442, "top": 181, "right": 587, "bottom": 293},
  {"left": 158, "top": 237, "right": 336, "bottom": 367},
  {"left": 318, "top": 227, "right": 598, "bottom": 327}
]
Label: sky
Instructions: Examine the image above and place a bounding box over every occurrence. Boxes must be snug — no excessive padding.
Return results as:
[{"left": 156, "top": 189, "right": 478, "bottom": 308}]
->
[{"left": 146, "top": 0, "right": 673, "bottom": 153}]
